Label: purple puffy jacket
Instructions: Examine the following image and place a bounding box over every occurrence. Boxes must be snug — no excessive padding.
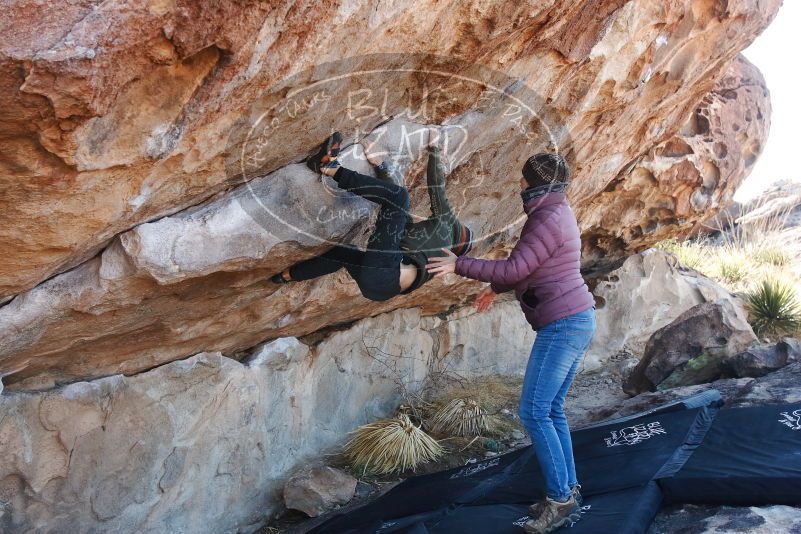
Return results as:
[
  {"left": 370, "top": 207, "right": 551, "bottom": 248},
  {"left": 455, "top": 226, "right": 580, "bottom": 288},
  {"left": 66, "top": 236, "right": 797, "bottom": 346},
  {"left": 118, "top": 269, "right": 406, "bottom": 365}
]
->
[{"left": 454, "top": 191, "right": 595, "bottom": 330}]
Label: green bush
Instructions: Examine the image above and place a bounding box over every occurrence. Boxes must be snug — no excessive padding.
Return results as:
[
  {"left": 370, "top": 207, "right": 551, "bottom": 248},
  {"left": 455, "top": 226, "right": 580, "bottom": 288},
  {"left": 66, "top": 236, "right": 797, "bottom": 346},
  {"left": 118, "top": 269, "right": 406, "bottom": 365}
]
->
[{"left": 745, "top": 278, "right": 801, "bottom": 335}]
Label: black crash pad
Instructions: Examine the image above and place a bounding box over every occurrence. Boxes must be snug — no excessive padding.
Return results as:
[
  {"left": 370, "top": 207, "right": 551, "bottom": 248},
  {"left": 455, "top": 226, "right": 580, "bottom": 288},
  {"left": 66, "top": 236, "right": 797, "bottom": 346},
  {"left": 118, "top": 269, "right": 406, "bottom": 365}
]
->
[
  {"left": 659, "top": 402, "right": 801, "bottom": 506},
  {"left": 310, "top": 403, "right": 717, "bottom": 533}
]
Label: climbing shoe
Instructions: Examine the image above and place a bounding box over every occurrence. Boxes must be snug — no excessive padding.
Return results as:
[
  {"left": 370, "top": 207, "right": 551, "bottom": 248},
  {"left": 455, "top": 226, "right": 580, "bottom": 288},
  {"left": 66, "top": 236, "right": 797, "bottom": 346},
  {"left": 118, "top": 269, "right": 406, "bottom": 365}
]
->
[
  {"left": 522, "top": 495, "right": 581, "bottom": 534},
  {"left": 270, "top": 271, "right": 292, "bottom": 284},
  {"left": 306, "top": 131, "right": 343, "bottom": 173}
]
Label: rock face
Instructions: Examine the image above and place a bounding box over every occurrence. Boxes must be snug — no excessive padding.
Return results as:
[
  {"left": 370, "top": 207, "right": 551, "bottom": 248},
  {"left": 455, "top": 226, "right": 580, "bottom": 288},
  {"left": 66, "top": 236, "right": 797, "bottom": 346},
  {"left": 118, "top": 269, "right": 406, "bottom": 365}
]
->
[
  {"left": 0, "top": 301, "right": 532, "bottom": 533},
  {"left": 579, "top": 54, "right": 772, "bottom": 265},
  {"left": 623, "top": 298, "right": 758, "bottom": 395},
  {"left": 284, "top": 467, "right": 357, "bottom": 517},
  {"left": 0, "top": 3, "right": 782, "bottom": 532},
  {"left": 587, "top": 249, "right": 734, "bottom": 370},
  {"left": 0, "top": 1, "right": 776, "bottom": 298},
  {"left": 0, "top": 1, "right": 777, "bottom": 391}
]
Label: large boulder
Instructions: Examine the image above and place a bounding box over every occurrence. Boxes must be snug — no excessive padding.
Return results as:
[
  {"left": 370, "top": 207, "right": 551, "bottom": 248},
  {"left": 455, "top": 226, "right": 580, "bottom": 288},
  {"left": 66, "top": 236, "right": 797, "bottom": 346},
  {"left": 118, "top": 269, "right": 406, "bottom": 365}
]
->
[
  {"left": 587, "top": 249, "right": 733, "bottom": 370},
  {"left": 0, "top": 2, "right": 776, "bottom": 300},
  {"left": 623, "top": 298, "right": 758, "bottom": 395},
  {"left": 0, "top": 1, "right": 778, "bottom": 391},
  {"left": 284, "top": 466, "right": 357, "bottom": 517}
]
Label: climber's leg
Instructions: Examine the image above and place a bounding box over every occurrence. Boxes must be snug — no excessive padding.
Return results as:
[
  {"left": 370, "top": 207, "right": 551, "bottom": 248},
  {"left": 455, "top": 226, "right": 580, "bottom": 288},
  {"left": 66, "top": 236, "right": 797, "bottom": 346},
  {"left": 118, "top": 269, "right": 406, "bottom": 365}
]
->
[
  {"left": 285, "top": 239, "right": 404, "bottom": 302},
  {"left": 331, "top": 166, "right": 410, "bottom": 212},
  {"left": 287, "top": 246, "right": 364, "bottom": 281},
  {"left": 323, "top": 166, "right": 411, "bottom": 301},
  {"left": 300, "top": 135, "right": 412, "bottom": 300}
]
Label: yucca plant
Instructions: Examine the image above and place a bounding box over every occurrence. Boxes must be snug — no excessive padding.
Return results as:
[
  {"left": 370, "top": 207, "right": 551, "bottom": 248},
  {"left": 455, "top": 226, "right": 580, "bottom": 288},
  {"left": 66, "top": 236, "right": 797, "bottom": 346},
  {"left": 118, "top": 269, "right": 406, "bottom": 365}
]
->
[
  {"left": 745, "top": 278, "right": 801, "bottom": 335},
  {"left": 344, "top": 414, "right": 443, "bottom": 475},
  {"left": 428, "top": 398, "right": 492, "bottom": 437}
]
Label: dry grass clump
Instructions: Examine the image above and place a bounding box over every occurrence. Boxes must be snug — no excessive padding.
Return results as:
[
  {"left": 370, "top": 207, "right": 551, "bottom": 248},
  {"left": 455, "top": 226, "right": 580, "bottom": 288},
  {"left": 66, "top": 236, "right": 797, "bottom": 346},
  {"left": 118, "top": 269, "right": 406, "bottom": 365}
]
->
[
  {"left": 654, "top": 201, "right": 801, "bottom": 337},
  {"left": 716, "top": 255, "right": 750, "bottom": 285},
  {"left": 424, "top": 376, "right": 523, "bottom": 438},
  {"left": 753, "top": 247, "right": 791, "bottom": 267},
  {"left": 343, "top": 413, "right": 444, "bottom": 476},
  {"left": 655, "top": 202, "right": 799, "bottom": 293},
  {"left": 654, "top": 239, "right": 706, "bottom": 271},
  {"left": 429, "top": 398, "right": 491, "bottom": 437},
  {"left": 745, "top": 278, "right": 801, "bottom": 336}
]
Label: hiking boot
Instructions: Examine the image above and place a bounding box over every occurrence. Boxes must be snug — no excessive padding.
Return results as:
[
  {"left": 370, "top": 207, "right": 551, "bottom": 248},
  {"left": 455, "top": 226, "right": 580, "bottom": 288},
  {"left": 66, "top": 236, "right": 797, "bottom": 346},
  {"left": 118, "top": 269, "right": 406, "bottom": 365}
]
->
[
  {"left": 572, "top": 484, "right": 583, "bottom": 508},
  {"left": 522, "top": 495, "right": 581, "bottom": 534},
  {"left": 307, "top": 131, "right": 343, "bottom": 173},
  {"left": 527, "top": 485, "right": 582, "bottom": 517}
]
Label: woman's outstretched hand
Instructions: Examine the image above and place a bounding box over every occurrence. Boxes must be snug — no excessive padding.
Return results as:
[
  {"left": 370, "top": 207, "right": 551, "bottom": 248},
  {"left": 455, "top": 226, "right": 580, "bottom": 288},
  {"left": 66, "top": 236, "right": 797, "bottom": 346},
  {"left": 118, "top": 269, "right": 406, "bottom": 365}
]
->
[
  {"left": 475, "top": 286, "right": 496, "bottom": 313},
  {"left": 426, "top": 248, "right": 458, "bottom": 277}
]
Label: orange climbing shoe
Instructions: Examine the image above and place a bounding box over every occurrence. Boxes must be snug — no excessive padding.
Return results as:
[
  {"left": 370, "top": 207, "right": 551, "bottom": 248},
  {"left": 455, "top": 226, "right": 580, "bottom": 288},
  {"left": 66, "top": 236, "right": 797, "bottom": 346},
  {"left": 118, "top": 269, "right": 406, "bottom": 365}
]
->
[{"left": 306, "top": 131, "right": 343, "bottom": 173}]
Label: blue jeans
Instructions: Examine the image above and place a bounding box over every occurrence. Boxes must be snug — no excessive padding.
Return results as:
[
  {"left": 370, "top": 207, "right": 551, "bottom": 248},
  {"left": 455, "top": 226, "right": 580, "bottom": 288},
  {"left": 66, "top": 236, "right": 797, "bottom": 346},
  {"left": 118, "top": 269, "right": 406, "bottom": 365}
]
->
[{"left": 518, "top": 308, "right": 596, "bottom": 502}]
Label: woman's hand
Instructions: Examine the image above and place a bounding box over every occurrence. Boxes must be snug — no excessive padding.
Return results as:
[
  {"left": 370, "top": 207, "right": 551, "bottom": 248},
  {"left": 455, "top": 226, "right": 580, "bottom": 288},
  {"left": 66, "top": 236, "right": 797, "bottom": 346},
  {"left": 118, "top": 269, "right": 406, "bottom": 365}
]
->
[
  {"left": 475, "top": 286, "right": 496, "bottom": 313},
  {"left": 426, "top": 248, "right": 458, "bottom": 277}
]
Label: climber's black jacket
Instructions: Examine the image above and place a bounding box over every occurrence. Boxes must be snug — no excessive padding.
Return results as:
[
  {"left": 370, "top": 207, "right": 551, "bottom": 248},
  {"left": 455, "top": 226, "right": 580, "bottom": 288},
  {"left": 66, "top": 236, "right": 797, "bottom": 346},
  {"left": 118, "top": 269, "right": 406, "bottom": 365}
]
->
[{"left": 390, "top": 146, "right": 473, "bottom": 294}]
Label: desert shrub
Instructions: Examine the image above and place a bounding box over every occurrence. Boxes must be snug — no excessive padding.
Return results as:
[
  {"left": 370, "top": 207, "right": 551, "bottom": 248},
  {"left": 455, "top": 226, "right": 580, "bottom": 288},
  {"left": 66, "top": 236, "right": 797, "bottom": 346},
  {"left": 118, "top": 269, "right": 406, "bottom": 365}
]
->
[
  {"left": 343, "top": 414, "right": 443, "bottom": 475},
  {"left": 428, "top": 398, "right": 492, "bottom": 437},
  {"left": 423, "top": 376, "right": 523, "bottom": 437},
  {"left": 745, "top": 278, "right": 801, "bottom": 335}
]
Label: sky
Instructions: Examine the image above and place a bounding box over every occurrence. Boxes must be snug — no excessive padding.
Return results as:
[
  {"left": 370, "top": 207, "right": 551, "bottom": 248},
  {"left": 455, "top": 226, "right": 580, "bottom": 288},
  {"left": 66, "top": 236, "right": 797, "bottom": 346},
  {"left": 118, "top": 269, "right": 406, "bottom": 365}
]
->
[{"left": 736, "top": 1, "right": 801, "bottom": 201}]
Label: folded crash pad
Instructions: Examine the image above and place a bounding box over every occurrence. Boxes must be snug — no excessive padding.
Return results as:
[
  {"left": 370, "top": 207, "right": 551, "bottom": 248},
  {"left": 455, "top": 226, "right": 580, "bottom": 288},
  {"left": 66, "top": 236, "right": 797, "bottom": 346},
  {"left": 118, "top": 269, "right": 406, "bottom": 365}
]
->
[{"left": 659, "top": 402, "right": 801, "bottom": 506}]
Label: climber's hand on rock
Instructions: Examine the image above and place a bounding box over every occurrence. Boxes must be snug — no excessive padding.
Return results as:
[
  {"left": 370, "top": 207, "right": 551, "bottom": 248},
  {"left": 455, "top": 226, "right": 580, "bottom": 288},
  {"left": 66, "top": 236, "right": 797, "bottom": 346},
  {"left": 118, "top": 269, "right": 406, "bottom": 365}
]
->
[
  {"left": 475, "top": 286, "right": 496, "bottom": 313},
  {"left": 426, "top": 248, "right": 457, "bottom": 278},
  {"left": 361, "top": 137, "right": 385, "bottom": 167}
]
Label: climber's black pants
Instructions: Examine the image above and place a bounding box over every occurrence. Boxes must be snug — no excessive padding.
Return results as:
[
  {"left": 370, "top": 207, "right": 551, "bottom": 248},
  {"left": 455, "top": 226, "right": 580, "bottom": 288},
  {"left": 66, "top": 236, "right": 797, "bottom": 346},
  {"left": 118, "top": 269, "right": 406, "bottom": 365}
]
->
[{"left": 289, "top": 167, "right": 410, "bottom": 301}]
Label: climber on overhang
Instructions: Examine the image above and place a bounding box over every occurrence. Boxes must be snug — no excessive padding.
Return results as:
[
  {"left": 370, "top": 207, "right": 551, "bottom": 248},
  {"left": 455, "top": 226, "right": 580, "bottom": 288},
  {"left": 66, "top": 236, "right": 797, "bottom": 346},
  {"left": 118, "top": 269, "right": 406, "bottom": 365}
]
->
[
  {"left": 270, "top": 128, "right": 474, "bottom": 302},
  {"left": 426, "top": 153, "right": 596, "bottom": 534}
]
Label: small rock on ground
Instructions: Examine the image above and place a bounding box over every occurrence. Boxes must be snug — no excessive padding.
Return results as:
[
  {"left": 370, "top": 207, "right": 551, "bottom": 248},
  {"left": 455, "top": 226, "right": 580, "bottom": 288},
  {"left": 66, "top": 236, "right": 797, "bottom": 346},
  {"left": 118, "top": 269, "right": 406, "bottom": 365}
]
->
[{"left": 283, "top": 466, "right": 357, "bottom": 517}]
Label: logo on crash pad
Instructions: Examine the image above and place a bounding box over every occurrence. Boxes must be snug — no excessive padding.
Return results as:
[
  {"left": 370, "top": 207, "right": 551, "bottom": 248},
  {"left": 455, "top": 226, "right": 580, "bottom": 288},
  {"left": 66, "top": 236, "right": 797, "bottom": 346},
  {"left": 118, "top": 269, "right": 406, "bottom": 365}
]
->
[
  {"left": 604, "top": 421, "right": 666, "bottom": 447},
  {"left": 376, "top": 521, "right": 398, "bottom": 532},
  {"left": 449, "top": 457, "right": 501, "bottom": 479},
  {"left": 779, "top": 409, "right": 801, "bottom": 430}
]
